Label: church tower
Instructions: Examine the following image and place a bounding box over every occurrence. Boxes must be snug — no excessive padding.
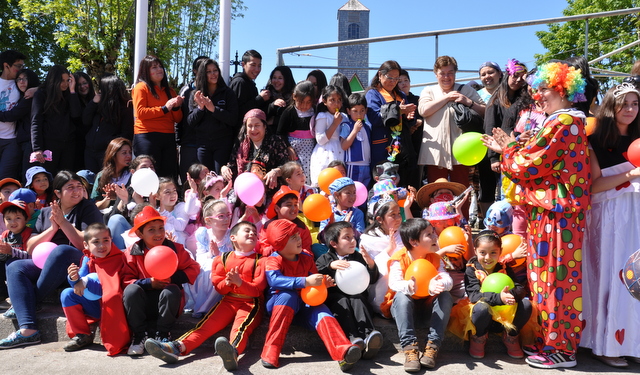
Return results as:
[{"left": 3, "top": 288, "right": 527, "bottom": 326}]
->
[{"left": 337, "top": 0, "right": 369, "bottom": 90}]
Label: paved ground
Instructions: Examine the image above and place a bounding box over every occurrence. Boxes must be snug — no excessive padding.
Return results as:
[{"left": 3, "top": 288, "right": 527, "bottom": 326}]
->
[{"left": 2, "top": 341, "right": 636, "bottom": 375}]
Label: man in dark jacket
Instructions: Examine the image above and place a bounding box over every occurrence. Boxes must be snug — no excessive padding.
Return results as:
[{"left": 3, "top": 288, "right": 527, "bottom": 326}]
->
[{"left": 228, "top": 50, "right": 270, "bottom": 132}]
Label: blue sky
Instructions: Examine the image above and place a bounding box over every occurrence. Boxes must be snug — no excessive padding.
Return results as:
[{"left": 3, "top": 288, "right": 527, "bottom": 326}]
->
[{"left": 227, "top": 0, "right": 570, "bottom": 90}]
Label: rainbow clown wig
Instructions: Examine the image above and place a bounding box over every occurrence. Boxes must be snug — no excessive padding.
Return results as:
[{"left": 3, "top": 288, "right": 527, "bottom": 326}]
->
[{"left": 527, "top": 61, "right": 587, "bottom": 103}]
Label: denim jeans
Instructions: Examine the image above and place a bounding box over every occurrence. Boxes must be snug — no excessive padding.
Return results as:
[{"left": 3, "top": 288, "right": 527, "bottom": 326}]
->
[
  {"left": 0, "top": 138, "right": 21, "bottom": 180},
  {"left": 391, "top": 291, "right": 453, "bottom": 348},
  {"left": 6, "top": 245, "right": 83, "bottom": 330},
  {"left": 107, "top": 214, "right": 131, "bottom": 250}
]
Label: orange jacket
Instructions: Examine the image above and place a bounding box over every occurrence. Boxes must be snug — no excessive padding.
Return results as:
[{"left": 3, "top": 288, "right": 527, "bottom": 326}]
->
[{"left": 132, "top": 82, "right": 182, "bottom": 134}]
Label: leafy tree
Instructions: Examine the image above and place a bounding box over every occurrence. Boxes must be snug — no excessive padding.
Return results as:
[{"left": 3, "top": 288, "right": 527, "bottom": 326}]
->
[
  {"left": 4, "top": 0, "right": 244, "bottom": 86},
  {"left": 535, "top": 0, "right": 640, "bottom": 90}
]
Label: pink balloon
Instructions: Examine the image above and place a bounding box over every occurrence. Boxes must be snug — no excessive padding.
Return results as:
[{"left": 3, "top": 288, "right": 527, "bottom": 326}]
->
[
  {"left": 32, "top": 242, "right": 58, "bottom": 269},
  {"left": 354, "top": 181, "right": 368, "bottom": 207},
  {"left": 234, "top": 172, "right": 265, "bottom": 206}
]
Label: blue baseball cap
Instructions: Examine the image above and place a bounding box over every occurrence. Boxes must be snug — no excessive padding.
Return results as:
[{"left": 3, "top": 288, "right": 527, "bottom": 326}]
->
[{"left": 8, "top": 188, "right": 37, "bottom": 204}]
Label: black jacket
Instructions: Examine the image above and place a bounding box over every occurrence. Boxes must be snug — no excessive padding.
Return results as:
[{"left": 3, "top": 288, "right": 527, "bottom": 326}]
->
[
  {"left": 186, "top": 85, "right": 239, "bottom": 145},
  {"left": 83, "top": 100, "right": 134, "bottom": 152}
]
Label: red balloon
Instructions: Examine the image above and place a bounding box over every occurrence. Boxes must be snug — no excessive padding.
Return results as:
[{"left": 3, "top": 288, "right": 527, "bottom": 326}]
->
[
  {"left": 438, "top": 226, "right": 468, "bottom": 259},
  {"left": 301, "top": 281, "right": 327, "bottom": 306},
  {"left": 144, "top": 246, "right": 178, "bottom": 279},
  {"left": 404, "top": 259, "right": 438, "bottom": 298},
  {"left": 501, "top": 234, "right": 526, "bottom": 267},
  {"left": 628, "top": 138, "right": 640, "bottom": 167}
]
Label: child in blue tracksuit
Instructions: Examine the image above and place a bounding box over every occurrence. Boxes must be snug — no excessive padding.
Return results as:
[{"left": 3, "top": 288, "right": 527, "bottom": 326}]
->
[
  {"left": 61, "top": 223, "right": 129, "bottom": 355},
  {"left": 339, "top": 93, "right": 372, "bottom": 187}
]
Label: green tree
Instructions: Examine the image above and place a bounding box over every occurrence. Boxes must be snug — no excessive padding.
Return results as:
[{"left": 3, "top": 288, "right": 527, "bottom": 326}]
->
[
  {"left": 535, "top": 0, "right": 640, "bottom": 90},
  {"left": 5, "top": 0, "right": 244, "bottom": 86}
]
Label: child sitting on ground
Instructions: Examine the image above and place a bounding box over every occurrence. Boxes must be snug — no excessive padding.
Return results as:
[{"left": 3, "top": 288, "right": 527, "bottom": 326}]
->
[
  {"left": 261, "top": 219, "right": 361, "bottom": 371},
  {"left": 316, "top": 221, "right": 382, "bottom": 359},
  {"left": 122, "top": 205, "right": 200, "bottom": 356},
  {"left": 381, "top": 218, "right": 453, "bottom": 372},
  {"left": 259, "top": 186, "right": 312, "bottom": 256},
  {"left": 145, "top": 221, "right": 267, "bottom": 372},
  {"left": 0, "top": 198, "right": 34, "bottom": 308},
  {"left": 463, "top": 230, "right": 531, "bottom": 359},
  {"left": 60, "top": 223, "right": 128, "bottom": 355}
]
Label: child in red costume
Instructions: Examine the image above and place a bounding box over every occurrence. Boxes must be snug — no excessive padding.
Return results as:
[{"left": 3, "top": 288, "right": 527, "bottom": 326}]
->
[
  {"left": 259, "top": 186, "right": 312, "bottom": 256},
  {"left": 260, "top": 219, "right": 361, "bottom": 372},
  {"left": 60, "top": 223, "right": 128, "bottom": 355},
  {"left": 145, "top": 221, "right": 267, "bottom": 371},
  {"left": 121, "top": 205, "right": 200, "bottom": 356}
]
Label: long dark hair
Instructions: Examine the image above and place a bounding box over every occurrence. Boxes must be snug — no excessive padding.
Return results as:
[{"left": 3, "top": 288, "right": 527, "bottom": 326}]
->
[
  {"left": 567, "top": 56, "right": 599, "bottom": 116},
  {"left": 97, "top": 74, "right": 129, "bottom": 130},
  {"left": 42, "top": 65, "right": 70, "bottom": 114},
  {"left": 99, "top": 137, "right": 132, "bottom": 190},
  {"left": 136, "top": 55, "right": 172, "bottom": 99},
  {"left": 16, "top": 68, "right": 40, "bottom": 95},
  {"left": 74, "top": 71, "right": 95, "bottom": 104},
  {"left": 53, "top": 170, "right": 83, "bottom": 202},
  {"left": 316, "top": 85, "right": 346, "bottom": 115},
  {"left": 307, "top": 69, "right": 328, "bottom": 97},
  {"left": 194, "top": 59, "right": 226, "bottom": 99},
  {"left": 369, "top": 60, "right": 403, "bottom": 97},
  {"left": 267, "top": 66, "right": 296, "bottom": 100},
  {"left": 592, "top": 85, "right": 640, "bottom": 149},
  {"left": 488, "top": 67, "right": 528, "bottom": 109}
]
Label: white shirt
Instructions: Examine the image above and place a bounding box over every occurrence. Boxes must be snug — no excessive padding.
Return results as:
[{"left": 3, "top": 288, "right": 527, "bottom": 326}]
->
[{"left": 0, "top": 78, "right": 19, "bottom": 139}]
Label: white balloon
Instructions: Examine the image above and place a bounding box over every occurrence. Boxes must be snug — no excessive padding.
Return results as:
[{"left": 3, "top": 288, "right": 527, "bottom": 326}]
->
[
  {"left": 130, "top": 168, "right": 160, "bottom": 197},
  {"left": 335, "top": 261, "right": 370, "bottom": 295}
]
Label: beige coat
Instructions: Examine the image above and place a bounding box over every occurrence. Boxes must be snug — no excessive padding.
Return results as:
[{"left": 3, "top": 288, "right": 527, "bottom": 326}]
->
[{"left": 417, "top": 84, "right": 485, "bottom": 169}]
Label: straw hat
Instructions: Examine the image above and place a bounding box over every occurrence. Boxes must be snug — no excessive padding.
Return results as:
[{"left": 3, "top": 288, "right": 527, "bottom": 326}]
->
[{"left": 416, "top": 178, "right": 466, "bottom": 209}]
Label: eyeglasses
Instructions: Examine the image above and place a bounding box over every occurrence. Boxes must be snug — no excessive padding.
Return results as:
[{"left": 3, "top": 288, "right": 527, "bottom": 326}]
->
[
  {"left": 383, "top": 74, "right": 400, "bottom": 82},
  {"left": 16, "top": 78, "right": 27, "bottom": 82},
  {"left": 437, "top": 72, "right": 455, "bottom": 78},
  {"left": 12, "top": 63, "right": 25, "bottom": 70}
]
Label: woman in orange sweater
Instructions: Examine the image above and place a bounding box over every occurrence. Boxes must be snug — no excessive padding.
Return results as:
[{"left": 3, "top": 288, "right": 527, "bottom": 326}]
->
[{"left": 132, "top": 56, "right": 183, "bottom": 179}]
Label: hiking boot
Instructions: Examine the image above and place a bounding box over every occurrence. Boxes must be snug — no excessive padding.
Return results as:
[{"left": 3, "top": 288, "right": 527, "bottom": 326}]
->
[
  {"left": 420, "top": 341, "right": 439, "bottom": 368},
  {"left": 145, "top": 338, "right": 181, "bottom": 363},
  {"left": 338, "top": 344, "right": 361, "bottom": 372},
  {"left": 362, "top": 330, "right": 383, "bottom": 360},
  {"left": 502, "top": 332, "right": 524, "bottom": 359},
  {"left": 403, "top": 343, "right": 421, "bottom": 373},
  {"left": 469, "top": 333, "right": 487, "bottom": 359},
  {"left": 63, "top": 333, "right": 94, "bottom": 352},
  {"left": 526, "top": 351, "right": 577, "bottom": 369},
  {"left": 215, "top": 337, "right": 238, "bottom": 371},
  {"left": 0, "top": 330, "right": 41, "bottom": 349},
  {"left": 127, "top": 332, "right": 147, "bottom": 356}
]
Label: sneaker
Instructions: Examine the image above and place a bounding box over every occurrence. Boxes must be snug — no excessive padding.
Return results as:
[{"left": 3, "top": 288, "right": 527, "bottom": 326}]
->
[
  {"left": 526, "top": 351, "right": 577, "bottom": 369},
  {"left": 403, "top": 343, "right": 421, "bottom": 373},
  {"left": 338, "top": 344, "right": 361, "bottom": 372},
  {"left": 2, "top": 307, "right": 16, "bottom": 319},
  {"left": 145, "top": 338, "right": 180, "bottom": 364},
  {"left": 63, "top": 333, "right": 94, "bottom": 352},
  {"left": 420, "top": 341, "right": 439, "bottom": 369},
  {"left": 362, "top": 330, "right": 383, "bottom": 360},
  {"left": 215, "top": 337, "right": 238, "bottom": 371},
  {"left": 502, "top": 332, "right": 524, "bottom": 359},
  {"left": 127, "top": 333, "right": 147, "bottom": 356},
  {"left": 0, "top": 330, "right": 41, "bottom": 349},
  {"left": 351, "top": 337, "right": 365, "bottom": 353},
  {"left": 469, "top": 333, "right": 487, "bottom": 359}
]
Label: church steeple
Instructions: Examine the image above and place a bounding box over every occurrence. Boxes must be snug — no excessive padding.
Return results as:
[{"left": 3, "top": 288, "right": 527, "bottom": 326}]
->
[{"left": 337, "top": 0, "right": 370, "bottom": 88}]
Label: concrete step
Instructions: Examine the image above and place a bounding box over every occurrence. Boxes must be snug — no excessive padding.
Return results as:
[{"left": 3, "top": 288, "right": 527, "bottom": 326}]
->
[{"left": 0, "top": 302, "right": 512, "bottom": 355}]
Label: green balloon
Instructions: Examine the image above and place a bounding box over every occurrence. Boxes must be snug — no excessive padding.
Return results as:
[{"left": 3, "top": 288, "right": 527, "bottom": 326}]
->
[
  {"left": 452, "top": 132, "right": 488, "bottom": 166},
  {"left": 480, "top": 273, "right": 515, "bottom": 294}
]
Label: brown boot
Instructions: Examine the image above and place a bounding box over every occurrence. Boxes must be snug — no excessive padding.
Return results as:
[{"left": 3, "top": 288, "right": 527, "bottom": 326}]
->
[
  {"left": 469, "top": 333, "right": 488, "bottom": 359},
  {"left": 502, "top": 332, "right": 524, "bottom": 359},
  {"left": 403, "top": 343, "right": 421, "bottom": 373},
  {"left": 420, "top": 341, "right": 439, "bottom": 368}
]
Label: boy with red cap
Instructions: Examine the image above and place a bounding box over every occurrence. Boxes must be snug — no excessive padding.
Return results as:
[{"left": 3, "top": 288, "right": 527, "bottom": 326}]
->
[
  {"left": 144, "top": 221, "right": 267, "bottom": 371},
  {"left": 0, "top": 196, "right": 32, "bottom": 309},
  {"left": 261, "top": 219, "right": 361, "bottom": 372},
  {"left": 61, "top": 223, "right": 129, "bottom": 355},
  {"left": 259, "top": 186, "right": 311, "bottom": 256},
  {"left": 121, "top": 204, "right": 200, "bottom": 356}
]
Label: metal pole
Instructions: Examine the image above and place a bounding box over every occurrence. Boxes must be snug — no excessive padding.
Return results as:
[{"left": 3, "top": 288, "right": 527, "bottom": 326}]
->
[
  {"left": 589, "top": 39, "right": 640, "bottom": 64},
  {"left": 219, "top": 0, "right": 231, "bottom": 84},
  {"left": 584, "top": 19, "right": 589, "bottom": 58},
  {"left": 133, "top": 0, "right": 148, "bottom": 86},
  {"left": 435, "top": 35, "right": 439, "bottom": 58}
]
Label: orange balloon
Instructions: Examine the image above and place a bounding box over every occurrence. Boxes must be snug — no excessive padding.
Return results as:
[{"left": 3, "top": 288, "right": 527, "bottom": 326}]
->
[
  {"left": 317, "top": 168, "right": 343, "bottom": 194},
  {"left": 585, "top": 116, "right": 597, "bottom": 136},
  {"left": 302, "top": 194, "right": 332, "bottom": 222},
  {"left": 501, "top": 234, "right": 525, "bottom": 267},
  {"left": 301, "top": 281, "right": 328, "bottom": 306},
  {"left": 438, "top": 226, "right": 467, "bottom": 259},
  {"left": 404, "top": 259, "right": 438, "bottom": 298},
  {"left": 397, "top": 199, "right": 406, "bottom": 207}
]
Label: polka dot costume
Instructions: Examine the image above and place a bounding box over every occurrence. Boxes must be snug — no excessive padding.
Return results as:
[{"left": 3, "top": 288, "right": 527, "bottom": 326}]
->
[{"left": 501, "top": 109, "right": 590, "bottom": 353}]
